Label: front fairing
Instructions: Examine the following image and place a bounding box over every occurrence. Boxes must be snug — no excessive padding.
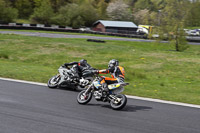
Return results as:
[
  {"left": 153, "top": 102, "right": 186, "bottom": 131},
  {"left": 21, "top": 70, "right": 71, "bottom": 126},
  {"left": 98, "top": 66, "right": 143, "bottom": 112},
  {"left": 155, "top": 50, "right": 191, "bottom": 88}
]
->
[
  {"left": 58, "top": 66, "right": 70, "bottom": 76},
  {"left": 93, "top": 81, "right": 101, "bottom": 89}
]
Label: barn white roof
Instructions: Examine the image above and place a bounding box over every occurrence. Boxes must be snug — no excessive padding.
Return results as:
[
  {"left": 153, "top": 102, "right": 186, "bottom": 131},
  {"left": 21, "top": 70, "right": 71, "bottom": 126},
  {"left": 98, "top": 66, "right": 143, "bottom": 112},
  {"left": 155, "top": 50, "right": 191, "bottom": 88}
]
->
[{"left": 94, "top": 20, "right": 138, "bottom": 28}]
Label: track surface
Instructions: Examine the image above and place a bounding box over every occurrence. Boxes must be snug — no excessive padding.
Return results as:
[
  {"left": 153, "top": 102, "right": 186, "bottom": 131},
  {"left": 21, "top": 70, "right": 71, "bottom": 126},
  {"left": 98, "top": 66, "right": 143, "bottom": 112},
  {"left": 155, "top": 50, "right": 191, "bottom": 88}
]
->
[
  {"left": 1, "top": 30, "right": 200, "bottom": 45},
  {"left": 0, "top": 79, "right": 200, "bottom": 133}
]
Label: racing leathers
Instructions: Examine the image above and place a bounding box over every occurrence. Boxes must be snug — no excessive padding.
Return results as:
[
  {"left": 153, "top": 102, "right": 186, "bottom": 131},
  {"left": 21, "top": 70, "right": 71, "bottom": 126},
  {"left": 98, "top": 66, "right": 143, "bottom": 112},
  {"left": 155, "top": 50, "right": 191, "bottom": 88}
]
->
[
  {"left": 64, "top": 61, "right": 91, "bottom": 78},
  {"left": 97, "top": 66, "right": 125, "bottom": 92}
]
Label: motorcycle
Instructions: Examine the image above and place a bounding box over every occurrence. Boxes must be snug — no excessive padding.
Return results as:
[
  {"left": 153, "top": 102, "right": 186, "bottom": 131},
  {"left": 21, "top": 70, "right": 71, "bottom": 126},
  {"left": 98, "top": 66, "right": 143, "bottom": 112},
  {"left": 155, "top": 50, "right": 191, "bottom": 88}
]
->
[
  {"left": 77, "top": 74, "right": 129, "bottom": 110},
  {"left": 47, "top": 65, "right": 94, "bottom": 91}
]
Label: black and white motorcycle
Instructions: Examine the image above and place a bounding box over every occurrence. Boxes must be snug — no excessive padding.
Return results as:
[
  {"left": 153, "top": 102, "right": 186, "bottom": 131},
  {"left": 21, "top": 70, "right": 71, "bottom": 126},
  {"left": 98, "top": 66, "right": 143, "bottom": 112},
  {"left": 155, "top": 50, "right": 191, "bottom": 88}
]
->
[
  {"left": 77, "top": 74, "right": 129, "bottom": 110},
  {"left": 47, "top": 65, "right": 94, "bottom": 91}
]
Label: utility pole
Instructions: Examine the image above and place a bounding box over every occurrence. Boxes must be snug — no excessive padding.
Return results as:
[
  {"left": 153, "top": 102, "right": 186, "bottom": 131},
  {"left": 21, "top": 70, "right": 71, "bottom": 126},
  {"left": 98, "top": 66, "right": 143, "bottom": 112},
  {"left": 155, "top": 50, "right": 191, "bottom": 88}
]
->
[{"left": 158, "top": 10, "right": 162, "bottom": 26}]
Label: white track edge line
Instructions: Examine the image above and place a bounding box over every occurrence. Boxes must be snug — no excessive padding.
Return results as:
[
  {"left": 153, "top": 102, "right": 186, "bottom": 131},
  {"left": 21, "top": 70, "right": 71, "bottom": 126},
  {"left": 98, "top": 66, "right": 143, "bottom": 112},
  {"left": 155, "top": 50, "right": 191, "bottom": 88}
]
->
[
  {"left": 0, "top": 77, "right": 46, "bottom": 86},
  {"left": 0, "top": 77, "right": 200, "bottom": 109},
  {"left": 126, "top": 95, "right": 200, "bottom": 109}
]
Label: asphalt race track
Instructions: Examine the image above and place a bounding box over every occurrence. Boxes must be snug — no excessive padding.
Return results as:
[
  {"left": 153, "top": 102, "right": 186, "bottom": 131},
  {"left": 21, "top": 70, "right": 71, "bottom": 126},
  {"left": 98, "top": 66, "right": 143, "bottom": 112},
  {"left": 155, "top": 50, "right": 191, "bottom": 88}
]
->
[
  {"left": 1, "top": 31, "right": 200, "bottom": 45},
  {"left": 0, "top": 79, "right": 200, "bottom": 133}
]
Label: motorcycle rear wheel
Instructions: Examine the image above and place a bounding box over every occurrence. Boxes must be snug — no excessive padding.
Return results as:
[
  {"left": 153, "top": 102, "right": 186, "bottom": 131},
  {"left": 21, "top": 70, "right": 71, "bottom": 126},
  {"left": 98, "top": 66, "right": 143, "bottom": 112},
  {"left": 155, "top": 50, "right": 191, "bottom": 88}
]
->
[
  {"left": 110, "top": 94, "right": 127, "bottom": 110},
  {"left": 76, "top": 85, "right": 86, "bottom": 91},
  {"left": 77, "top": 90, "right": 92, "bottom": 104},
  {"left": 47, "top": 75, "right": 60, "bottom": 88},
  {"left": 76, "top": 77, "right": 93, "bottom": 91}
]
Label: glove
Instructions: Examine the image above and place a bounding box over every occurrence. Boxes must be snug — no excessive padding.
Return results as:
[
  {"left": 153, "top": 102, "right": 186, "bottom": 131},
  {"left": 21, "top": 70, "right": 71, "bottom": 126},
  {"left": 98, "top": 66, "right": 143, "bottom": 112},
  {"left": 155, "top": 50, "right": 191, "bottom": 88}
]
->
[{"left": 92, "top": 70, "right": 99, "bottom": 74}]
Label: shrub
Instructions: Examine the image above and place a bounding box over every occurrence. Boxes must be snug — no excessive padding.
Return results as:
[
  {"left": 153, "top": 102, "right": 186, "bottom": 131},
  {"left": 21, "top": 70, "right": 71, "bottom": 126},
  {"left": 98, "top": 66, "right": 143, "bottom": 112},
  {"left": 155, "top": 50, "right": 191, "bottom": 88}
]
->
[
  {"left": 15, "top": 0, "right": 33, "bottom": 19},
  {"left": 0, "top": 53, "right": 9, "bottom": 59},
  {"left": 0, "top": 0, "right": 18, "bottom": 23},
  {"left": 52, "top": 3, "right": 99, "bottom": 28},
  {"left": 30, "top": 0, "right": 54, "bottom": 25}
]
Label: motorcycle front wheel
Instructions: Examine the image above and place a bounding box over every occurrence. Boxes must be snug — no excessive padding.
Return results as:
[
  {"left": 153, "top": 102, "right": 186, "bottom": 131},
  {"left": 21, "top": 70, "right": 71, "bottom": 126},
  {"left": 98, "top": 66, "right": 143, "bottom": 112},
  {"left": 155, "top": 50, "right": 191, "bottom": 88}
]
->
[
  {"left": 47, "top": 75, "right": 60, "bottom": 88},
  {"left": 77, "top": 90, "right": 92, "bottom": 104},
  {"left": 110, "top": 94, "right": 127, "bottom": 110}
]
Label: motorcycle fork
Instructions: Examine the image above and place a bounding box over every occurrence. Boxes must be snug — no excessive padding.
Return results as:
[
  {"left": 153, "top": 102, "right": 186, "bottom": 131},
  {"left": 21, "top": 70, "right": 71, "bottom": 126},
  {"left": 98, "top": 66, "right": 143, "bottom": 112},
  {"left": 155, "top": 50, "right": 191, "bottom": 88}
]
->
[
  {"left": 84, "top": 84, "right": 93, "bottom": 95},
  {"left": 53, "top": 74, "right": 60, "bottom": 81},
  {"left": 56, "top": 74, "right": 60, "bottom": 78}
]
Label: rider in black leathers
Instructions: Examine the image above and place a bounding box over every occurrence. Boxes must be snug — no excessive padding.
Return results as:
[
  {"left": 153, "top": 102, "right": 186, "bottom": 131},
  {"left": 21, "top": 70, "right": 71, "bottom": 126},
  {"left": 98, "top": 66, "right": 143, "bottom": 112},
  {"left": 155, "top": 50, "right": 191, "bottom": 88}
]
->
[{"left": 63, "top": 59, "right": 92, "bottom": 78}]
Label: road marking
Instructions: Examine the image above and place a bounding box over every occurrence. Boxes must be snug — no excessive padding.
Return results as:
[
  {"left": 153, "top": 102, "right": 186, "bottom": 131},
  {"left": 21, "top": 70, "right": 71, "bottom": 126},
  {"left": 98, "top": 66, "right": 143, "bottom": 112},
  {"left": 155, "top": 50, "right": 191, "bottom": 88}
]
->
[
  {"left": 126, "top": 95, "right": 200, "bottom": 109},
  {"left": 0, "top": 77, "right": 46, "bottom": 86},
  {"left": 0, "top": 77, "right": 200, "bottom": 109}
]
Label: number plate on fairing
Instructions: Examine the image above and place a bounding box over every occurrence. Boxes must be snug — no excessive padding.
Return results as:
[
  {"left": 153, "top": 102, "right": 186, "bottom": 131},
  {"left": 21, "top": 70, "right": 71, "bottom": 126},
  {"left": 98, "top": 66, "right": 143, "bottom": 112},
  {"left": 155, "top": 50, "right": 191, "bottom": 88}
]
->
[{"left": 108, "top": 84, "right": 120, "bottom": 90}]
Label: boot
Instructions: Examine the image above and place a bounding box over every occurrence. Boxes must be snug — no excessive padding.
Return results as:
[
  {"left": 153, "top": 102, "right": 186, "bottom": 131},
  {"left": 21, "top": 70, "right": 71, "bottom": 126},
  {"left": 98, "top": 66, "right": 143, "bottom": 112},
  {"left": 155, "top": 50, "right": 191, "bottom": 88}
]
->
[{"left": 101, "top": 82, "right": 109, "bottom": 97}]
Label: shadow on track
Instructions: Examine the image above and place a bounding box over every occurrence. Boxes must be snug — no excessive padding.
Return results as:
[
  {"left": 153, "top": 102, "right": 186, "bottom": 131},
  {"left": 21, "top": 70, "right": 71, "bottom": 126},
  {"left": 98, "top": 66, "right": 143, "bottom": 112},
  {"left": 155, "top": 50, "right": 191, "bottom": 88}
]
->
[
  {"left": 121, "top": 105, "right": 153, "bottom": 112},
  {"left": 49, "top": 86, "right": 79, "bottom": 92},
  {"left": 86, "top": 103, "right": 152, "bottom": 112}
]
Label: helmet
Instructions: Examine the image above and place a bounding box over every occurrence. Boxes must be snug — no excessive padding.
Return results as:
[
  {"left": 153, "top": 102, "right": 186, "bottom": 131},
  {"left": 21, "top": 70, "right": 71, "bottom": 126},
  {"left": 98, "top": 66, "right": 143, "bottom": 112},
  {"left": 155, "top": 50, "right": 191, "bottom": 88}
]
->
[
  {"left": 79, "top": 59, "right": 87, "bottom": 66},
  {"left": 108, "top": 59, "right": 119, "bottom": 69}
]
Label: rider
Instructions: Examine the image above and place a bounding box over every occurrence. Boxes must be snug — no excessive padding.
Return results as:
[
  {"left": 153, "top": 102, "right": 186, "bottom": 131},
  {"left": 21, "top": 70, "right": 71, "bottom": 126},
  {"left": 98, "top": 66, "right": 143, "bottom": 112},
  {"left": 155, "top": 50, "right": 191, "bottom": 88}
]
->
[
  {"left": 63, "top": 59, "right": 91, "bottom": 78},
  {"left": 93, "top": 59, "right": 125, "bottom": 93}
]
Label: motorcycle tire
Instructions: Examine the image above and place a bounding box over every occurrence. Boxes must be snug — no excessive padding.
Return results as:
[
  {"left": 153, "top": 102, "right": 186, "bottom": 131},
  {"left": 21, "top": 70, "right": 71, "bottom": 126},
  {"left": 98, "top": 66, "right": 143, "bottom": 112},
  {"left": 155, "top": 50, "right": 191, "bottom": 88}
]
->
[
  {"left": 47, "top": 75, "right": 60, "bottom": 88},
  {"left": 110, "top": 94, "right": 127, "bottom": 110},
  {"left": 77, "top": 90, "right": 92, "bottom": 104},
  {"left": 76, "top": 85, "right": 86, "bottom": 91}
]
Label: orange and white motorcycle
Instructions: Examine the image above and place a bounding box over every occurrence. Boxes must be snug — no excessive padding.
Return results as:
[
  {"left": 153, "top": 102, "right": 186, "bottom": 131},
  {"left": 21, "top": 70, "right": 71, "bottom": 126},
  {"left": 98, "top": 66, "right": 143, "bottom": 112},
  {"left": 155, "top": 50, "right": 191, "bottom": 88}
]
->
[{"left": 77, "top": 74, "right": 129, "bottom": 110}]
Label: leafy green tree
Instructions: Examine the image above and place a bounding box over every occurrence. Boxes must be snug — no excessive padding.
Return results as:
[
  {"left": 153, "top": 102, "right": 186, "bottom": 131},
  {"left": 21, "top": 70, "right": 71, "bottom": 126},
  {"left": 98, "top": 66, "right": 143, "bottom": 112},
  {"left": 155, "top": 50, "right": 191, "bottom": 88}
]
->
[
  {"left": 96, "top": 0, "right": 108, "bottom": 19},
  {"left": 79, "top": 1, "right": 99, "bottom": 27},
  {"left": 32, "top": 0, "right": 42, "bottom": 7},
  {"left": 133, "top": 0, "right": 164, "bottom": 11},
  {"left": 71, "top": 15, "right": 84, "bottom": 29},
  {"left": 15, "top": 0, "right": 33, "bottom": 18},
  {"left": 66, "top": 4, "right": 85, "bottom": 28},
  {"left": 52, "top": 3, "right": 84, "bottom": 28},
  {"left": 8, "top": 0, "right": 16, "bottom": 6},
  {"left": 53, "top": 2, "right": 99, "bottom": 28},
  {"left": 50, "top": 0, "right": 69, "bottom": 12},
  {"left": 30, "top": 0, "right": 54, "bottom": 24},
  {"left": 157, "top": 0, "right": 189, "bottom": 52},
  {"left": 134, "top": 0, "right": 153, "bottom": 10},
  {"left": 0, "top": 0, "right": 18, "bottom": 23},
  {"left": 173, "top": 24, "right": 189, "bottom": 52},
  {"left": 133, "top": 9, "right": 149, "bottom": 24},
  {"left": 184, "top": 1, "right": 200, "bottom": 27}
]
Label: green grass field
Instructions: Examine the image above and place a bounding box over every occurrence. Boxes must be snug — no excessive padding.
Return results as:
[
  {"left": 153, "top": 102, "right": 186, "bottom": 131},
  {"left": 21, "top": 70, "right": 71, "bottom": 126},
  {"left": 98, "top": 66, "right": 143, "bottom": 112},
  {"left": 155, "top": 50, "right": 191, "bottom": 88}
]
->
[{"left": 0, "top": 33, "right": 200, "bottom": 105}]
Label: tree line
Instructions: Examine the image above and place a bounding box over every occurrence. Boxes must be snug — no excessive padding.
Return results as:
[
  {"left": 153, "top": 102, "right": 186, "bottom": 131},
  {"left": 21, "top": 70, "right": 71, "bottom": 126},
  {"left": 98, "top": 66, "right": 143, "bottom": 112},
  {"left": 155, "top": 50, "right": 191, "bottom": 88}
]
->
[
  {"left": 1, "top": 0, "right": 200, "bottom": 29},
  {"left": 1, "top": 0, "right": 200, "bottom": 51}
]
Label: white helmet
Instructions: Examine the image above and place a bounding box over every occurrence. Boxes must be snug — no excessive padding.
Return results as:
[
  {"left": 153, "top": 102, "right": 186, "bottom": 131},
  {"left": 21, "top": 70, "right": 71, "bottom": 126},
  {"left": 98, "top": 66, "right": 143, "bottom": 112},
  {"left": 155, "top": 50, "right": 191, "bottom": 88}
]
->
[{"left": 108, "top": 59, "right": 119, "bottom": 69}]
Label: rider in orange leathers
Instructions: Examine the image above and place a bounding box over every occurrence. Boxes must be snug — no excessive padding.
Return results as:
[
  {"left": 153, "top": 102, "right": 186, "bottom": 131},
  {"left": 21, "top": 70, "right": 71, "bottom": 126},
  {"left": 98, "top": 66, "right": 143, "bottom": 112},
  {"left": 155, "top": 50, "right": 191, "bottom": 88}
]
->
[{"left": 93, "top": 59, "right": 125, "bottom": 93}]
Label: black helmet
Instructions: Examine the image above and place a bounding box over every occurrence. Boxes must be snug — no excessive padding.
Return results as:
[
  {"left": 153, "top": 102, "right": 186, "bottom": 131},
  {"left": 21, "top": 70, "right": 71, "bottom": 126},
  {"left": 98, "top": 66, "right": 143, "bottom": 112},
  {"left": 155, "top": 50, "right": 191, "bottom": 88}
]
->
[
  {"left": 79, "top": 59, "right": 87, "bottom": 66},
  {"left": 108, "top": 59, "right": 119, "bottom": 69}
]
